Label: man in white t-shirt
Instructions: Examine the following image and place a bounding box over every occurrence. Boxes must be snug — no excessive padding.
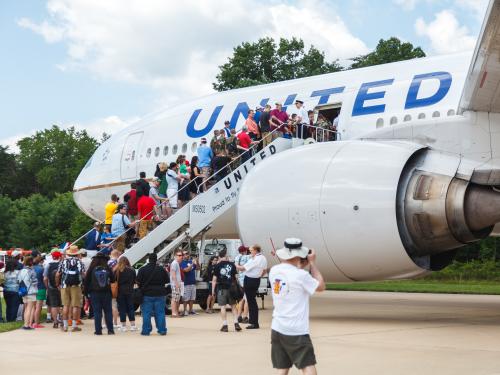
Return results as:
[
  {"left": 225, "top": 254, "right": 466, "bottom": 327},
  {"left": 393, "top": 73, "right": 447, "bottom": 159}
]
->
[
  {"left": 169, "top": 251, "right": 184, "bottom": 318},
  {"left": 269, "top": 238, "right": 325, "bottom": 374}
]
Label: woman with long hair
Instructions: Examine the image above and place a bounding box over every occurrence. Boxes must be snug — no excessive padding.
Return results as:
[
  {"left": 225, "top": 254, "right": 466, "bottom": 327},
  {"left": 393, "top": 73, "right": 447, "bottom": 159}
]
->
[
  {"left": 190, "top": 156, "right": 203, "bottom": 197},
  {"left": 115, "top": 256, "right": 137, "bottom": 332},
  {"left": 18, "top": 256, "right": 38, "bottom": 330},
  {"left": 3, "top": 260, "right": 21, "bottom": 322},
  {"left": 83, "top": 253, "right": 115, "bottom": 335}
]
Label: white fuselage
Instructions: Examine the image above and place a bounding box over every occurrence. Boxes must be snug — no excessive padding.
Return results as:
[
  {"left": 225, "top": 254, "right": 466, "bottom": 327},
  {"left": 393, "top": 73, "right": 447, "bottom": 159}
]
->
[{"left": 75, "top": 51, "right": 500, "bottom": 281}]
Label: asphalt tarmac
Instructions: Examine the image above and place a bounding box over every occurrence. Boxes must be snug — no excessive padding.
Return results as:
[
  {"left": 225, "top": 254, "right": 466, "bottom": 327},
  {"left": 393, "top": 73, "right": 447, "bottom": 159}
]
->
[{"left": 2, "top": 291, "right": 500, "bottom": 374}]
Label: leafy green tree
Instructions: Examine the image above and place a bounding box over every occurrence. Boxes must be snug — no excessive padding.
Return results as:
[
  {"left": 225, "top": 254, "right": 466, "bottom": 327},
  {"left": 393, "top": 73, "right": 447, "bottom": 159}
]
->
[
  {"left": 350, "top": 37, "right": 425, "bottom": 69},
  {"left": 0, "top": 146, "right": 18, "bottom": 198},
  {"left": 0, "top": 195, "right": 14, "bottom": 248},
  {"left": 16, "top": 125, "right": 98, "bottom": 197},
  {"left": 214, "top": 37, "right": 342, "bottom": 91}
]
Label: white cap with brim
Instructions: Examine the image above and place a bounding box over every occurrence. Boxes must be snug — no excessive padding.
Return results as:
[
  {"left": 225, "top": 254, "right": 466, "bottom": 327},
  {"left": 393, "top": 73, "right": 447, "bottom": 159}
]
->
[{"left": 276, "top": 238, "right": 309, "bottom": 260}]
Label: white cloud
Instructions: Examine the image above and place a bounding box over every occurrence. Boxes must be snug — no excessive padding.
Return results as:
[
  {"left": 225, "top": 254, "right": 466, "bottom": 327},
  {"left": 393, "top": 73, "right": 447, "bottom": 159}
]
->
[
  {"left": 455, "top": 0, "right": 489, "bottom": 18},
  {"left": 415, "top": 10, "right": 476, "bottom": 54},
  {"left": 18, "top": 0, "right": 368, "bottom": 102},
  {"left": 393, "top": 0, "right": 419, "bottom": 11},
  {"left": 0, "top": 115, "right": 136, "bottom": 153}
]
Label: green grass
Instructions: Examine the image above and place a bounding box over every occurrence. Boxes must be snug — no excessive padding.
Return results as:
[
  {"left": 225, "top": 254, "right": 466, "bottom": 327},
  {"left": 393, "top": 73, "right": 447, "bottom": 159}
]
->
[
  {"left": 0, "top": 299, "right": 22, "bottom": 333},
  {"left": 0, "top": 298, "right": 47, "bottom": 333},
  {"left": 327, "top": 280, "right": 500, "bottom": 295}
]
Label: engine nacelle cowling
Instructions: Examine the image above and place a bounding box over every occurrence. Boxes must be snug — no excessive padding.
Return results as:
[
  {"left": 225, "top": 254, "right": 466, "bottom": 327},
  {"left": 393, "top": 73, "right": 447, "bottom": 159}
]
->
[{"left": 236, "top": 141, "right": 498, "bottom": 282}]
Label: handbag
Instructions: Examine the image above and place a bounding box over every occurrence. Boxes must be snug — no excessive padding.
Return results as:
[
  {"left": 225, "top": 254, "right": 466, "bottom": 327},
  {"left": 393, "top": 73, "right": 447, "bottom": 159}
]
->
[
  {"left": 18, "top": 280, "right": 28, "bottom": 297},
  {"left": 133, "top": 266, "right": 157, "bottom": 305},
  {"left": 229, "top": 278, "right": 244, "bottom": 301},
  {"left": 111, "top": 270, "right": 119, "bottom": 299}
]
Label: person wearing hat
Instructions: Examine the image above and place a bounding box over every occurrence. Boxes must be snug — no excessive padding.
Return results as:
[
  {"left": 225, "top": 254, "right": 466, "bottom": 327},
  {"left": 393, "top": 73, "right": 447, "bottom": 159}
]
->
[
  {"left": 222, "top": 120, "right": 231, "bottom": 138},
  {"left": 268, "top": 239, "right": 325, "bottom": 373},
  {"left": 290, "top": 100, "right": 309, "bottom": 139},
  {"left": 236, "top": 244, "right": 267, "bottom": 329},
  {"left": 56, "top": 245, "right": 86, "bottom": 332},
  {"left": 44, "top": 248, "right": 63, "bottom": 326}
]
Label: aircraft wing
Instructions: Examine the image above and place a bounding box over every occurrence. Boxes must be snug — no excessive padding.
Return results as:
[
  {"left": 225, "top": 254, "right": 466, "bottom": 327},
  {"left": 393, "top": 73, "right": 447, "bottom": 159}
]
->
[{"left": 459, "top": 0, "right": 500, "bottom": 113}]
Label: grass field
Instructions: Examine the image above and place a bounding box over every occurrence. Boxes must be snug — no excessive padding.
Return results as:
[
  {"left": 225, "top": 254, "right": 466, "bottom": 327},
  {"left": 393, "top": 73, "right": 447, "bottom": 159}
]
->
[
  {"left": 327, "top": 280, "right": 500, "bottom": 295},
  {"left": 0, "top": 299, "right": 22, "bottom": 333}
]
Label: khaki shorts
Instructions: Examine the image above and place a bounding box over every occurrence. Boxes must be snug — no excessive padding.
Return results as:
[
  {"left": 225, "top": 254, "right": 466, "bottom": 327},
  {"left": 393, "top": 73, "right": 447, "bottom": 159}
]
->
[
  {"left": 23, "top": 294, "right": 37, "bottom": 303},
  {"left": 114, "top": 236, "right": 126, "bottom": 253},
  {"left": 61, "top": 286, "right": 83, "bottom": 308},
  {"left": 138, "top": 220, "right": 154, "bottom": 239},
  {"left": 271, "top": 330, "right": 317, "bottom": 370}
]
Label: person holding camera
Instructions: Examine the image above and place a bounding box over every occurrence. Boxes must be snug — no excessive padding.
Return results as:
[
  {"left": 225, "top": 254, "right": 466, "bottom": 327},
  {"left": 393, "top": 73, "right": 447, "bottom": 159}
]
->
[{"left": 269, "top": 238, "right": 325, "bottom": 374}]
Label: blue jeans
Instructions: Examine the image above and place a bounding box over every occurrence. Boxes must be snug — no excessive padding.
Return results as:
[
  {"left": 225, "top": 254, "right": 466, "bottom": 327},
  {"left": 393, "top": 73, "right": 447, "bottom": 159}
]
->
[
  {"left": 117, "top": 293, "right": 135, "bottom": 323},
  {"left": 4, "top": 291, "right": 20, "bottom": 322},
  {"left": 141, "top": 296, "right": 166, "bottom": 335},
  {"left": 90, "top": 291, "right": 113, "bottom": 334}
]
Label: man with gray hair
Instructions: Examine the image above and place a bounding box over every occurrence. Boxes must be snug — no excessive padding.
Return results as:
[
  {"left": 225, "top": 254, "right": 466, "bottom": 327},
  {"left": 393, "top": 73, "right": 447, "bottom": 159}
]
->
[{"left": 269, "top": 238, "right": 325, "bottom": 374}]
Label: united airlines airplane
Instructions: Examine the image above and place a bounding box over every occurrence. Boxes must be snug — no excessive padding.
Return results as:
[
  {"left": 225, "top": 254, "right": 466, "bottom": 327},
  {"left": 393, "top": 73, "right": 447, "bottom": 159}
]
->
[{"left": 74, "top": 0, "right": 500, "bottom": 281}]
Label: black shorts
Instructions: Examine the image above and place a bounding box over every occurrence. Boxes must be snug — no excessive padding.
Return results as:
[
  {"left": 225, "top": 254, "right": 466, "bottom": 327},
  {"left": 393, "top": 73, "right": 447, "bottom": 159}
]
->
[
  {"left": 271, "top": 330, "right": 317, "bottom": 370},
  {"left": 47, "top": 288, "right": 62, "bottom": 308}
]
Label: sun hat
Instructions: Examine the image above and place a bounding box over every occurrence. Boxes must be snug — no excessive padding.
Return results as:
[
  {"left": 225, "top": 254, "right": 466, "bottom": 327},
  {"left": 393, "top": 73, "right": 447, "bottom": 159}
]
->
[
  {"left": 65, "top": 245, "right": 80, "bottom": 256},
  {"left": 276, "top": 238, "right": 309, "bottom": 260}
]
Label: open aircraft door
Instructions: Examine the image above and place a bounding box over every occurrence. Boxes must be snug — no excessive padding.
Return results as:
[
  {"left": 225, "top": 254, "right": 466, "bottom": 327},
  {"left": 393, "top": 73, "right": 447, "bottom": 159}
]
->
[{"left": 120, "top": 132, "right": 143, "bottom": 180}]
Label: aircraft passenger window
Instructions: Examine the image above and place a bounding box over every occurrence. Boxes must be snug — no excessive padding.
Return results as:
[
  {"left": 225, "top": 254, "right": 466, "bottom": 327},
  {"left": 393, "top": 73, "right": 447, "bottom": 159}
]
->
[
  {"left": 192, "top": 142, "right": 197, "bottom": 152},
  {"left": 146, "top": 148, "right": 152, "bottom": 158},
  {"left": 131, "top": 151, "right": 135, "bottom": 161},
  {"left": 432, "top": 111, "right": 440, "bottom": 118},
  {"left": 155, "top": 147, "right": 160, "bottom": 157},
  {"left": 163, "top": 146, "right": 169, "bottom": 156},
  {"left": 376, "top": 118, "right": 384, "bottom": 128},
  {"left": 390, "top": 116, "right": 398, "bottom": 125},
  {"left": 447, "top": 109, "right": 455, "bottom": 116},
  {"left": 418, "top": 113, "right": 426, "bottom": 119},
  {"left": 173, "top": 144, "right": 178, "bottom": 155},
  {"left": 403, "top": 115, "right": 412, "bottom": 122},
  {"left": 182, "top": 143, "right": 187, "bottom": 153}
]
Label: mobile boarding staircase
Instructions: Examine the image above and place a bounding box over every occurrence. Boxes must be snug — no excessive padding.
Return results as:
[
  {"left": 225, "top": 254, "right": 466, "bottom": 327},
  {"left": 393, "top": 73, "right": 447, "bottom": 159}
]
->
[{"left": 124, "top": 135, "right": 299, "bottom": 266}]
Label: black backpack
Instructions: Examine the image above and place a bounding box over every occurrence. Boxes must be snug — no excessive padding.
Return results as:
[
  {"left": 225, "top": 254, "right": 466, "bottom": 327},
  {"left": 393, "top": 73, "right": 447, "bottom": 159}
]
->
[
  {"left": 64, "top": 259, "right": 81, "bottom": 286},
  {"left": 91, "top": 266, "right": 110, "bottom": 292},
  {"left": 48, "top": 262, "right": 59, "bottom": 289}
]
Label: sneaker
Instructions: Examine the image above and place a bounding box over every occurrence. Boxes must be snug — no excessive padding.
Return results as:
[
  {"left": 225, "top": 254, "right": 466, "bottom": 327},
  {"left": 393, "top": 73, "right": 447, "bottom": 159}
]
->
[
  {"left": 119, "top": 326, "right": 127, "bottom": 332},
  {"left": 189, "top": 311, "right": 198, "bottom": 315},
  {"left": 108, "top": 331, "right": 115, "bottom": 335},
  {"left": 220, "top": 325, "right": 228, "bottom": 332},
  {"left": 114, "top": 324, "right": 121, "bottom": 329},
  {"left": 22, "top": 326, "right": 34, "bottom": 330},
  {"left": 62, "top": 326, "right": 68, "bottom": 332},
  {"left": 182, "top": 311, "right": 189, "bottom": 316},
  {"left": 130, "top": 326, "right": 138, "bottom": 332},
  {"left": 237, "top": 316, "right": 243, "bottom": 323},
  {"left": 53, "top": 322, "right": 59, "bottom": 329},
  {"left": 32, "top": 324, "right": 45, "bottom": 328},
  {"left": 71, "top": 327, "right": 82, "bottom": 332},
  {"left": 234, "top": 323, "right": 242, "bottom": 332}
]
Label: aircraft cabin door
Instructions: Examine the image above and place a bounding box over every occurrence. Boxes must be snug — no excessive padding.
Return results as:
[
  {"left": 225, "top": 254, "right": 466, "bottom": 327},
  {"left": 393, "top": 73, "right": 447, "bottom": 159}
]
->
[{"left": 120, "top": 132, "right": 143, "bottom": 180}]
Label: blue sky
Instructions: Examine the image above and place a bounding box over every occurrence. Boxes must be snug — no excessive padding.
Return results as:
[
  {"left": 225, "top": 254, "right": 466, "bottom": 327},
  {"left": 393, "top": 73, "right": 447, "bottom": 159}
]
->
[{"left": 0, "top": 0, "right": 488, "bottom": 150}]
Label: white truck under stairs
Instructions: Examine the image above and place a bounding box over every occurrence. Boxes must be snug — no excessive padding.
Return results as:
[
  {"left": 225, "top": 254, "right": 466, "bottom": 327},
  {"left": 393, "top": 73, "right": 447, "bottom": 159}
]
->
[{"left": 125, "top": 137, "right": 296, "bottom": 266}]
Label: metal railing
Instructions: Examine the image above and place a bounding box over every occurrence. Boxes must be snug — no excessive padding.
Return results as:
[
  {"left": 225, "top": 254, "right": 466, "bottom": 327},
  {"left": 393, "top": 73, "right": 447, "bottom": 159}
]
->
[{"left": 68, "top": 120, "right": 339, "bottom": 253}]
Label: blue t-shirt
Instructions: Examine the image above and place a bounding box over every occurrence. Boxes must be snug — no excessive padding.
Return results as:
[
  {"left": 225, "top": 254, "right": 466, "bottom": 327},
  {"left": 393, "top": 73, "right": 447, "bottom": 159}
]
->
[
  {"left": 34, "top": 264, "right": 46, "bottom": 290},
  {"left": 111, "top": 213, "right": 130, "bottom": 236},
  {"left": 181, "top": 260, "right": 197, "bottom": 285},
  {"left": 101, "top": 232, "right": 114, "bottom": 245},
  {"left": 197, "top": 145, "right": 213, "bottom": 168}
]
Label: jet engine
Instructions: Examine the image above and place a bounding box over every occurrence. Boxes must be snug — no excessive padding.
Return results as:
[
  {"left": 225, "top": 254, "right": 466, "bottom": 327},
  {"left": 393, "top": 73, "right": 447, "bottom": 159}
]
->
[{"left": 236, "top": 141, "right": 500, "bottom": 282}]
